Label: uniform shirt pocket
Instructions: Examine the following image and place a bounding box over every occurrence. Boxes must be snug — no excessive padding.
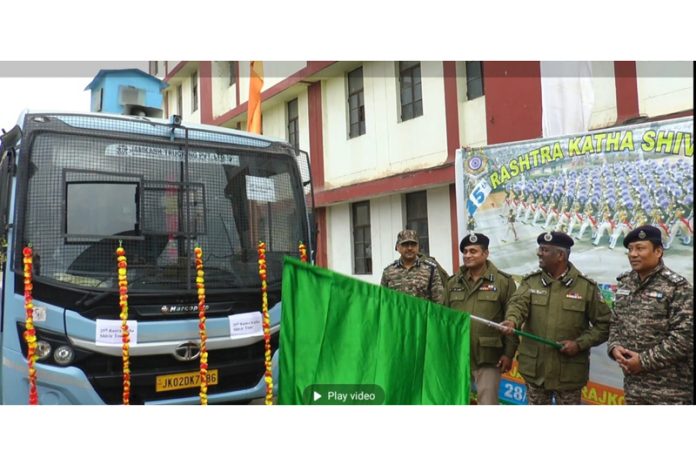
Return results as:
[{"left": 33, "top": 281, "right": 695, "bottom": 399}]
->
[
  {"left": 476, "top": 291, "right": 501, "bottom": 319},
  {"left": 559, "top": 356, "right": 590, "bottom": 384},
  {"left": 559, "top": 298, "right": 586, "bottom": 333},
  {"left": 531, "top": 293, "right": 549, "bottom": 307},
  {"left": 517, "top": 342, "right": 539, "bottom": 377},
  {"left": 478, "top": 335, "right": 504, "bottom": 366}
]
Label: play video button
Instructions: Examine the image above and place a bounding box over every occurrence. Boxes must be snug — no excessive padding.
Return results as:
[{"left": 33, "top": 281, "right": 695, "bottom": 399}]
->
[{"left": 303, "top": 384, "right": 385, "bottom": 405}]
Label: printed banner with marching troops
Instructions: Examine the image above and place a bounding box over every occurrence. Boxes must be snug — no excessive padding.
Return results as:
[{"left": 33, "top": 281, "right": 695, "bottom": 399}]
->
[{"left": 455, "top": 116, "right": 694, "bottom": 404}]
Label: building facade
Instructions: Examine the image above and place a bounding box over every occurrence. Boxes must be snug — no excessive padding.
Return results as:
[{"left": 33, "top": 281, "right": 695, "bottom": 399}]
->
[{"left": 149, "top": 61, "right": 693, "bottom": 284}]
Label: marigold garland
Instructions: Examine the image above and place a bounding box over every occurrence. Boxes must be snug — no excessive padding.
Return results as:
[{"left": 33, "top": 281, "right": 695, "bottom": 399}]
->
[
  {"left": 299, "top": 241, "right": 308, "bottom": 263},
  {"left": 194, "top": 246, "right": 208, "bottom": 405},
  {"left": 257, "top": 241, "right": 273, "bottom": 405},
  {"left": 23, "top": 245, "right": 38, "bottom": 405},
  {"left": 116, "top": 243, "right": 131, "bottom": 405}
]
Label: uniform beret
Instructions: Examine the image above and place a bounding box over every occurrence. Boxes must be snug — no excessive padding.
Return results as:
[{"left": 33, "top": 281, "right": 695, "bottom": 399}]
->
[
  {"left": 623, "top": 224, "right": 663, "bottom": 248},
  {"left": 460, "top": 233, "right": 490, "bottom": 251},
  {"left": 537, "top": 231, "right": 574, "bottom": 249},
  {"left": 396, "top": 229, "right": 419, "bottom": 245}
]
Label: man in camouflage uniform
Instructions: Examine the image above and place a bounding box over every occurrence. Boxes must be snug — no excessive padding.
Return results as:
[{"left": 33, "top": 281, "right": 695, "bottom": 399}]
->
[
  {"left": 380, "top": 230, "right": 444, "bottom": 304},
  {"left": 445, "top": 233, "right": 518, "bottom": 404},
  {"left": 608, "top": 225, "right": 693, "bottom": 404},
  {"left": 501, "top": 231, "right": 611, "bottom": 405}
]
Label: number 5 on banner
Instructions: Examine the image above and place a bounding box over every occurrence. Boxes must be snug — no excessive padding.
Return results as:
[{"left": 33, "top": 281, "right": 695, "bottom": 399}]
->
[{"left": 466, "top": 179, "right": 492, "bottom": 216}]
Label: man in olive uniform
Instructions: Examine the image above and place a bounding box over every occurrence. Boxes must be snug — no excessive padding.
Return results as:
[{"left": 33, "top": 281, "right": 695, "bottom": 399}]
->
[
  {"left": 608, "top": 225, "right": 693, "bottom": 404},
  {"left": 500, "top": 231, "right": 611, "bottom": 405},
  {"left": 380, "top": 230, "right": 444, "bottom": 304},
  {"left": 445, "top": 233, "right": 518, "bottom": 405}
]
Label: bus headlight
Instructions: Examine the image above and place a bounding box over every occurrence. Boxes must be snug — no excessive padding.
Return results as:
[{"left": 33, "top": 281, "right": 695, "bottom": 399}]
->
[
  {"left": 53, "top": 345, "right": 75, "bottom": 365},
  {"left": 36, "top": 340, "right": 52, "bottom": 361}
]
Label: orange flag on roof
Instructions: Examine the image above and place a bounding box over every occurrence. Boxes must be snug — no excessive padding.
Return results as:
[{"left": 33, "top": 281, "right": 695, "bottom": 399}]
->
[{"left": 247, "top": 61, "right": 264, "bottom": 134}]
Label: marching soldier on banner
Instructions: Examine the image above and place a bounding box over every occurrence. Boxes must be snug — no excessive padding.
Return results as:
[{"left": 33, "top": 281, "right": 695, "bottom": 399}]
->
[
  {"left": 380, "top": 230, "right": 445, "bottom": 304},
  {"left": 608, "top": 225, "right": 693, "bottom": 404}
]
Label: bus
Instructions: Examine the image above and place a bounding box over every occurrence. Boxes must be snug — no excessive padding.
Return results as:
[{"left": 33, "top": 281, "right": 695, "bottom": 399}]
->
[{"left": 0, "top": 111, "right": 314, "bottom": 404}]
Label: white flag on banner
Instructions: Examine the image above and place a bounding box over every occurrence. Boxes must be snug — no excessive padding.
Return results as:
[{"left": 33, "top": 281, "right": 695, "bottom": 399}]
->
[{"left": 467, "top": 178, "right": 492, "bottom": 216}]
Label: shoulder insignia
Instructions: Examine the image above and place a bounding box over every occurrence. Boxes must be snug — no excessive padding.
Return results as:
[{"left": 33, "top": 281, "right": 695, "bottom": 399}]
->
[
  {"left": 422, "top": 259, "right": 438, "bottom": 269},
  {"left": 497, "top": 269, "right": 512, "bottom": 279},
  {"left": 523, "top": 269, "right": 542, "bottom": 279},
  {"left": 577, "top": 273, "right": 597, "bottom": 286},
  {"left": 662, "top": 269, "right": 686, "bottom": 285},
  {"left": 616, "top": 270, "right": 631, "bottom": 282}
]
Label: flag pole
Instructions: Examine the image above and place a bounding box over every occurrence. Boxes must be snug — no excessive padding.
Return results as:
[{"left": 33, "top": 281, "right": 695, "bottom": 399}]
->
[{"left": 469, "top": 314, "right": 563, "bottom": 350}]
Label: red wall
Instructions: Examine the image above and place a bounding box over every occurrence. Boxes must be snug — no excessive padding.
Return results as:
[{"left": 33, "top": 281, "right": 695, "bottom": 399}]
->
[{"left": 483, "top": 61, "right": 543, "bottom": 144}]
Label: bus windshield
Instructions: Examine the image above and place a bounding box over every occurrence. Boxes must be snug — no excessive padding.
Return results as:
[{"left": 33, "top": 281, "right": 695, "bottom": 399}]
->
[{"left": 18, "top": 129, "right": 306, "bottom": 293}]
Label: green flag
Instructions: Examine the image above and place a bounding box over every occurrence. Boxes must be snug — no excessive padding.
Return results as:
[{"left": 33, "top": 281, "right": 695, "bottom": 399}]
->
[{"left": 278, "top": 257, "right": 470, "bottom": 405}]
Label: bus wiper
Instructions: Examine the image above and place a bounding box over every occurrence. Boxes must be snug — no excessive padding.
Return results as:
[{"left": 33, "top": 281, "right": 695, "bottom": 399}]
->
[{"left": 76, "top": 289, "right": 114, "bottom": 310}]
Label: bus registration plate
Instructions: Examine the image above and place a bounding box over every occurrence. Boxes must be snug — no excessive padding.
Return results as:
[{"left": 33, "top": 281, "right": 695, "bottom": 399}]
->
[{"left": 156, "top": 370, "right": 219, "bottom": 392}]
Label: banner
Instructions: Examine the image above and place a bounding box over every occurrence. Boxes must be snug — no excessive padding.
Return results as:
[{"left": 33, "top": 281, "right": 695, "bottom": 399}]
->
[
  {"left": 278, "top": 257, "right": 471, "bottom": 405},
  {"left": 456, "top": 116, "right": 694, "bottom": 404},
  {"left": 467, "top": 178, "right": 493, "bottom": 216}
]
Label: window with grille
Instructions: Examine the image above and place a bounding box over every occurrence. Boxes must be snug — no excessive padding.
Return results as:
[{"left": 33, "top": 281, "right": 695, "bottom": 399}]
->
[
  {"left": 405, "top": 191, "right": 430, "bottom": 255},
  {"left": 399, "top": 61, "right": 423, "bottom": 121},
  {"left": 192, "top": 71, "right": 199, "bottom": 112},
  {"left": 352, "top": 201, "right": 372, "bottom": 274},
  {"left": 287, "top": 98, "right": 299, "bottom": 149},
  {"left": 347, "top": 67, "right": 365, "bottom": 138},
  {"left": 466, "top": 61, "right": 484, "bottom": 100}
]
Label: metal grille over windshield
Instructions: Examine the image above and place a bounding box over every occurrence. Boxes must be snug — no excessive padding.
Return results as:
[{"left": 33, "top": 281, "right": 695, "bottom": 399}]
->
[{"left": 17, "top": 115, "right": 306, "bottom": 293}]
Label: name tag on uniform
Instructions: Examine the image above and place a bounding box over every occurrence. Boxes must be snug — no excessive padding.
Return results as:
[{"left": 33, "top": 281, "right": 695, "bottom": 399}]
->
[
  {"left": 647, "top": 291, "right": 664, "bottom": 299},
  {"left": 565, "top": 292, "right": 583, "bottom": 300},
  {"left": 616, "top": 289, "right": 631, "bottom": 296},
  {"left": 480, "top": 285, "right": 497, "bottom": 292},
  {"left": 450, "top": 287, "right": 465, "bottom": 293},
  {"left": 529, "top": 289, "right": 547, "bottom": 295}
]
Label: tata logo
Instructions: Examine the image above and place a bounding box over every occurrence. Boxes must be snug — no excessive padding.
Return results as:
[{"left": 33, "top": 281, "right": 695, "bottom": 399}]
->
[
  {"left": 173, "top": 342, "right": 201, "bottom": 362},
  {"left": 161, "top": 304, "right": 207, "bottom": 314}
]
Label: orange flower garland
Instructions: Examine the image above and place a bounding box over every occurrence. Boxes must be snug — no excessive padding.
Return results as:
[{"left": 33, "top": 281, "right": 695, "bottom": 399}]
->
[
  {"left": 116, "top": 243, "right": 131, "bottom": 405},
  {"left": 23, "top": 245, "right": 38, "bottom": 405},
  {"left": 299, "top": 241, "right": 308, "bottom": 263},
  {"left": 257, "top": 241, "right": 273, "bottom": 405},
  {"left": 194, "top": 246, "right": 208, "bottom": 405}
]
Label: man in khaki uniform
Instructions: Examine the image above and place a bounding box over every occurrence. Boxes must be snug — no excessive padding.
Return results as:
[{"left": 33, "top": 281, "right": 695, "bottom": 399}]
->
[
  {"left": 445, "top": 233, "right": 518, "bottom": 405},
  {"left": 500, "top": 231, "right": 610, "bottom": 405},
  {"left": 380, "top": 230, "right": 444, "bottom": 304}
]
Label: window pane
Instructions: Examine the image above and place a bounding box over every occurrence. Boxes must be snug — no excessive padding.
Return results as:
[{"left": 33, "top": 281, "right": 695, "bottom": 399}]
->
[
  {"left": 348, "top": 67, "right": 363, "bottom": 93},
  {"left": 401, "top": 88, "right": 412, "bottom": 106},
  {"left": 67, "top": 183, "right": 139, "bottom": 237},
  {"left": 352, "top": 202, "right": 372, "bottom": 274},
  {"left": 405, "top": 191, "right": 429, "bottom": 253},
  {"left": 466, "top": 61, "right": 484, "bottom": 100},
  {"left": 413, "top": 100, "right": 423, "bottom": 118},
  {"left": 402, "top": 105, "right": 412, "bottom": 121},
  {"left": 400, "top": 61, "right": 419, "bottom": 72},
  {"left": 288, "top": 99, "right": 298, "bottom": 119}
]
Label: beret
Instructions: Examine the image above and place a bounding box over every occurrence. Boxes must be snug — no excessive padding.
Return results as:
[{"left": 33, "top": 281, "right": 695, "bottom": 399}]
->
[
  {"left": 537, "top": 231, "right": 574, "bottom": 249},
  {"left": 460, "top": 232, "right": 490, "bottom": 251},
  {"left": 623, "top": 225, "right": 663, "bottom": 248}
]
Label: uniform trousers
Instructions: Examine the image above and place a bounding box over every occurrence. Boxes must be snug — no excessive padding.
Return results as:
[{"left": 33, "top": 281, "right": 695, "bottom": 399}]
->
[
  {"left": 473, "top": 367, "right": 501, "bottom": 405},
  {"left": 526, "top": 383, "right": 582, "bottom": 405}
]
